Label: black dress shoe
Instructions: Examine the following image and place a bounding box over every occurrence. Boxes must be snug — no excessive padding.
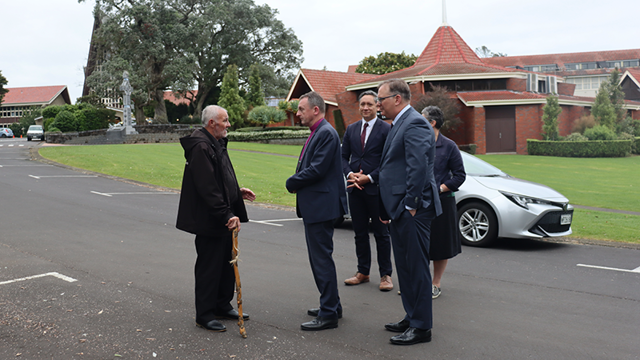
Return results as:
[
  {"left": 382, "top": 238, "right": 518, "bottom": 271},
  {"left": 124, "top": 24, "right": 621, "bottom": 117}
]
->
[
  {"left": 215, "top": 309, "right": 249, "bottom": 320},
  {"left": 300, "top": 316, "right": 339, "bottom": 331},
  {"left": 384, "top": 319, "right": 410, "bottom": 332},
  {"left": 196, "top": 319, "right": 226, "bottom": 332},
  {"left": 307, "top": 308, "right": 343, "bottom": 319},
  {"left": 390, "top": 327, "right": 432, "bottom": 345}
]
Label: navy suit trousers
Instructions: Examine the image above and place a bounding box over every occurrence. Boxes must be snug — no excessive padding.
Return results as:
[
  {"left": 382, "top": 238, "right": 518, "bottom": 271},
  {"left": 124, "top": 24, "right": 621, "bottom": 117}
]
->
[
  {"left": 304, "top": 220, "right": 342, "bottom": 319},
  {"left": 390, "top": 208, "right": 434, "bottom": 330},
  {"left": 348, "top": 189, "right": 392, "bottom": 277}
]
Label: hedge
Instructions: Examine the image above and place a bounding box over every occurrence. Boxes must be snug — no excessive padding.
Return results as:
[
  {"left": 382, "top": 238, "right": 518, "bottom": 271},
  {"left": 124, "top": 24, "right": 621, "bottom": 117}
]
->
[
  {"left": 227, "top": 129, "right": 310, "bottom": 141},
  {"left": 527, "top": 139, "right": 632, "bottom": 157},
  {"left": 634, "top": 137, "right": 640, "bottom": 155}
]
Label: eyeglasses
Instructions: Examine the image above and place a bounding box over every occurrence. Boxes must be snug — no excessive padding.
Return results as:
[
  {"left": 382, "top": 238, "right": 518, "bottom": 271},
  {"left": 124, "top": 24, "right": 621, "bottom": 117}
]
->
[{"left": 376, "top": 94, "right": 398, "bottom": 103}]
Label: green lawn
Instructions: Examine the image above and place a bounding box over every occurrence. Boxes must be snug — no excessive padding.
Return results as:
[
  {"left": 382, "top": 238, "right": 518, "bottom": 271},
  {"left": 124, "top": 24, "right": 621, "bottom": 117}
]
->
[{"left": 39, "top": 143, "right": 640, "bottom": 244}]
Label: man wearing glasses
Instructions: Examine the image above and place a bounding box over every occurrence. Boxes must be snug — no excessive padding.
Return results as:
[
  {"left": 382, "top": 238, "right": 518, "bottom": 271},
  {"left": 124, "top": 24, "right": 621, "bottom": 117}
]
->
[
  {"left": 341, "top": 90, "right": 393, "bottom": 292},
  {"left": 376, "top": 79, "right": 441, "bottom": 345}
]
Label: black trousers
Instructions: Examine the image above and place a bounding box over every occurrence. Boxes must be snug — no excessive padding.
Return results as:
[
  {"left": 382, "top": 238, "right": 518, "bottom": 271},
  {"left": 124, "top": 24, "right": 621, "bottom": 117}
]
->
[
  {"left": 348, "top": 190, "right": 392, "bottom": 277},
  {"left": 194, "top": 233, "right": 235, "bottom": 323}
]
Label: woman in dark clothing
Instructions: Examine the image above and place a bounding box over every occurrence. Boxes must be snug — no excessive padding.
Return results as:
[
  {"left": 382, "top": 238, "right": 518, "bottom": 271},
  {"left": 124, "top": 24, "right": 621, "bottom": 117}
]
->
[{"left": 421, "top": 106, "right": 466, "bottom": 299}]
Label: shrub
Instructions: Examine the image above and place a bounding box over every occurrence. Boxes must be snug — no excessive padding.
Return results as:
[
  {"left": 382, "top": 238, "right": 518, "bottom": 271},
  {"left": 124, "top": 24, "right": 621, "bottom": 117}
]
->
[
  {"left": 584, "top": 125, "right": 616, "bottom": 141},
  {"left": 459, "top": 144, "right": 477, "bottom": 155},
  {"left": 47, "top": 127, "right": 62, "bottom": 133},
  {"left": 227, "top": 129, "right": 310, "bottom": 142},
  {"left": 42, "top": 105, "right": 65, "bottom": 120},
  {"left": 618, "top": 132, "right": 636, "bottom": 153},
  {"left": 572, "top": 114, "right": 596, "bottom": 134},
  {"left": 179, "top": 114, "right": 201, "bottom": 124},
  {"left": 635, "top": 137, "right": 640, "bottom": 155},
  {"left": 565, "top": 132, "right": 588, "bottom": 141},
  {"left": 247, "top": 106, "right": 287, "bottom": 127},
  {"left": 43, "top": 118, "right": 55, "bottom": 132},
  {"left": 527, "top": 139, "right": 632, "bottom": 157},
  {"left": 541, "top": 95, "right": 561, "bottom": 140},
  {"left": 52, "top": 110, "right": 78, "bottom": 132}
]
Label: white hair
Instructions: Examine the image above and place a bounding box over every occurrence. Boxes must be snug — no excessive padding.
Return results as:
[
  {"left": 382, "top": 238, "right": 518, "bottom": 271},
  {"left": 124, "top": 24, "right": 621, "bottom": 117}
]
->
[{"left": 202, "top": 105, "right": 226, "bottom": 126}]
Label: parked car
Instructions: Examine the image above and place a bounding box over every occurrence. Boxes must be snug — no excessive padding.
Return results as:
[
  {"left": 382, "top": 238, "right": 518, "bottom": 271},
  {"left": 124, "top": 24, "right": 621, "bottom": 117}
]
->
[
  {"left": 456, "top": 152, "right": 573, "bottom": 247},
  {"left": 26, "top": 125, "right": 45, "bottom": 141},
  {"left": 0, "top": 128, "right": 14, "bottom": 138}
]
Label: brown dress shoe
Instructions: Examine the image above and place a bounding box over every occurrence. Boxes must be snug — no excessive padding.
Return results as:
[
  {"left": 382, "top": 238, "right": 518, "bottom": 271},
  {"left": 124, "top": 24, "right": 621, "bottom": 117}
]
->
[
  {"left": 379, "top": 275, "right": 393, "bottom": 291},
  {"left": 344, "top": 272, "right": 370, "bottom": 285}
]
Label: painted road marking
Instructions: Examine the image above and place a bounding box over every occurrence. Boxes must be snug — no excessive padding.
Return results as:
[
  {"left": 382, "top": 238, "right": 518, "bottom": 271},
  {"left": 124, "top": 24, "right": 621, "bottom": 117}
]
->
[
  {"left": 577, "top": 264, "right": 640, "bottom": 274},
  {"left": 249, "top": 218, "right": 302, "bottom": 227},
  {"left": 29, "top": 174, "right": 98, "bottom": 179},
  {"left": 0, "top": 272, "right": 78, "bottom": 286},
  {"left": 90, "top": 190, "right": 176, "bottom": 197}
]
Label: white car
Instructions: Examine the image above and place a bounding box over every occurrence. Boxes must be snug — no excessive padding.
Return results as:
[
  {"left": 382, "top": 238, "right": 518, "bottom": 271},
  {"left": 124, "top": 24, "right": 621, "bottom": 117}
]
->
[
  {"left": 456, "top": 152, "right": 573, "bottom": 247},
  {"left": 26, "top": 125, "right": 45, "bottom": 141}
]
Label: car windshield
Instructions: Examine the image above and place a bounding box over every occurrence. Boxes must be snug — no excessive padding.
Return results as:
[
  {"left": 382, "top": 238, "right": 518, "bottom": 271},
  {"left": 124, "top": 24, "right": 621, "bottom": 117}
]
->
[
  {"left": 460, "top": 152, "right": 507, "bottom": 177},
  {"left": 29, "top": 126, "right": 43, "bottom": 130}
]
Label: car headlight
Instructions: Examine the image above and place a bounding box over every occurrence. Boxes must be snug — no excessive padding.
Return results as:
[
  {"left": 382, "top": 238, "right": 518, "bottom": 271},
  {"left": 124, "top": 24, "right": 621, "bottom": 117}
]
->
[{"left": 500, "top": 191, "right": 555, "bottom": 210}]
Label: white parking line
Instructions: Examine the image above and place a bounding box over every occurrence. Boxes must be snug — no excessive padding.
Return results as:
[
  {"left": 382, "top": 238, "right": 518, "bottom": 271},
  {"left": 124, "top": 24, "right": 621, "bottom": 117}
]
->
[
  {"left": 249, "top": 218, "right": 302, "bottom": 227},
  {"left": 90, "top": 190, "right": 176, "bottom": 197},
  {"left": 0, "top": 272, "right": 78, "bottom": 286},
  {"left": 29, "top": 174, "right": 98, "bottom": 179},
  {"left": 577, "top": 264, "right": 640, "bottom": 273}
]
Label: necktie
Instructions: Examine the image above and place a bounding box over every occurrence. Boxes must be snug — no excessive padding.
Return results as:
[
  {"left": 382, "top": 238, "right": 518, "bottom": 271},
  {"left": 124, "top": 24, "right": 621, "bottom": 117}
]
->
[{"left": 361, "top": 122, "right": 368, "bottom": 151}]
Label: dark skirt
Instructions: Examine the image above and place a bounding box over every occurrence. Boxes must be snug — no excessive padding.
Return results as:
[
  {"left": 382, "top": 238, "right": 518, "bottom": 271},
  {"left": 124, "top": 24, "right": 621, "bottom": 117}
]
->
[{"left": 429, "top": 194, "right": 461, "bottom": 261}]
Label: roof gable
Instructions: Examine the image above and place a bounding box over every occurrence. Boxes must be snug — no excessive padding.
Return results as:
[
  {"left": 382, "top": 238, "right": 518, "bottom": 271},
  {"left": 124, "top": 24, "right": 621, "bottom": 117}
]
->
[
  {"left": 287, "top": 69, "right": 377, "bottom": 104},
  {"left": 2, "top": 86, "right": 70, "bottom": 106}
]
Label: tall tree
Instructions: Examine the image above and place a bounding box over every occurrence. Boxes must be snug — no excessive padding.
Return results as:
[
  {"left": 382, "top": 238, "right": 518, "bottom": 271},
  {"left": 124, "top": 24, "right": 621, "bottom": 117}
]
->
[
  {"left": 591, "top": 81, "right": 617, "bottom": 129},
  {"left": 604, "top": 69, "right": 627, "bottom": 123},
  {"left": 355, "top": 52, "right": 417, "bottom": 75},
  {"left": 0, "top": 70, "right": 8, "bottom": 105},
  {"left": 83, "top": 0, "right": 194, "bottom": 124},
  {"left": 475, "top": 46, "right": 507, "bottom": 58},
  {"left": 245, "top": 64, "right": 265, "bottom": 109},
  {"left": 218, "top": 65, "right": 245, "bottom": 128},
  {"left": 185, "top": 0, "right": 303, "bottom": 119},
  {"left": 541, "top": 95, "right": 562, "bottom": 140},
  {"left": 414, "top": 84, "right": 462, "bottom": 134}
]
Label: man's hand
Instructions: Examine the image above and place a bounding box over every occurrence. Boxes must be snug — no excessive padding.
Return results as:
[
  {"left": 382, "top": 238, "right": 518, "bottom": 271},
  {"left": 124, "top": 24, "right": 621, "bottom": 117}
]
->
[
  {"left": 240, "top": 188, "right": 256, "bottom": 201},
  {"left": 347, "top": 170, "right": 371, "bottom": 190},
  {"left": 379, "top": 216, "right": 390, "bottom": 225},
  {"left": 226, "top": 216, "right": 241, "bottom": 231}
]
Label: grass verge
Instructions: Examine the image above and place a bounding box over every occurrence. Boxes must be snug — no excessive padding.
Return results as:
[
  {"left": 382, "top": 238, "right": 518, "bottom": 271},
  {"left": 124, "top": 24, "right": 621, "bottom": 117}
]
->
[{"left": 39, "top": 144, "right": 640, "bottom": 244}]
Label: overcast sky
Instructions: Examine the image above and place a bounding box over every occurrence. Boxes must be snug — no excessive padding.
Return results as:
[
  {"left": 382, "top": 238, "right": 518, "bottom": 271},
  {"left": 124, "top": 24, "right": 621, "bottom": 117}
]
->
[{"left": 2, "top": 0, "right": 640, "bottom": 102}]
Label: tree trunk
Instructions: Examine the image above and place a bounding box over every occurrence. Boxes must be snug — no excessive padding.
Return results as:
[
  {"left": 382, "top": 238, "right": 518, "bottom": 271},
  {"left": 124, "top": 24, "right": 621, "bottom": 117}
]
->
[
  {"left": 193, "top": 83, "right": 211, "bottom": 120},
  {"left": 153, "top": 89, "right": 168, "bottom": 124},
  {"left": 133, "top": 98, "right": 147, "bottom": 125}
]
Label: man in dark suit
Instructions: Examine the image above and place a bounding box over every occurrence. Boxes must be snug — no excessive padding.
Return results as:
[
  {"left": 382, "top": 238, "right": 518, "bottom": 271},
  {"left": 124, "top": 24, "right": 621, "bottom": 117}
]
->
[
  {"left": 286, "top": 91, "right": 348, "bottom": 331},
  {"left": 341, "top": 90, "right": 393, "bottom": 291},
  {"left": 377, "top": 79, "right": 442, "bottom": 345}
]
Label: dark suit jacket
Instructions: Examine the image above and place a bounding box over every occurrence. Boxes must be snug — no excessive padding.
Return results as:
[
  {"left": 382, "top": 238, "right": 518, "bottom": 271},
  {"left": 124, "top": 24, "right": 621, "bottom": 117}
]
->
[
  {"left": 341, "top": 118, "right": 391, "bottom": 196},
  {"left": 286, "top": 119, "right": 348, "bottom": 224},
  {"left": 378, "top": 106, "right": 442, "bottom": 221}
]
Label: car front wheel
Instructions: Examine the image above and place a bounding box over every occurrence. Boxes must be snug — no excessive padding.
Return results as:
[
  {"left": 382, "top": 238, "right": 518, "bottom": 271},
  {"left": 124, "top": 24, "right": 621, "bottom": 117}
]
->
[{"left": 457, "top": 202, "right": 498, "bottom": 247}]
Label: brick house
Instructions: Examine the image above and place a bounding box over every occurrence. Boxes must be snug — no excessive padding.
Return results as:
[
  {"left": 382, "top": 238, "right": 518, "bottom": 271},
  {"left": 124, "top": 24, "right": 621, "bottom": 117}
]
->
[
  {"left": 285, "top": 25, "right": 640, "bottom": 154},
  {"left": 1, "top": 86, "right": 71, "bottom": 127}
]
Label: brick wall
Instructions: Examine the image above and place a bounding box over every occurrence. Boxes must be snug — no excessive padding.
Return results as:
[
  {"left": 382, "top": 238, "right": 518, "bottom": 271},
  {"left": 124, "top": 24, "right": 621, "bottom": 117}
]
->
[
  {"left": 336, "top": 91, "right": 360, "bottom": 127},
  {"left": 471, "top": 107, "right": 486, "bottom": 154},
  {"left": 515, "top": 105, "right": 543, "bottom": 154},
  {"left": 506, "top": 78, "right": 526, "bottom": 92},
  {"left": 558, "top": 105, "right": 588, "bottom": 136}
]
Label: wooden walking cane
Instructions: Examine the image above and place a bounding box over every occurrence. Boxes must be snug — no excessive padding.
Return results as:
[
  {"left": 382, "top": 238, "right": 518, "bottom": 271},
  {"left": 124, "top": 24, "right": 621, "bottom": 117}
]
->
[{"left": 230, "top": 228, "right": 247, "bottom": 338}]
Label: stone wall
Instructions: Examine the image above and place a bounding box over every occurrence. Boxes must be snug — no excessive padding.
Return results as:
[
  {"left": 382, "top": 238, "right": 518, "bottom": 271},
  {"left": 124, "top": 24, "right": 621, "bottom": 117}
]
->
[{"left": 46, "top": 124, "right": 201, "bottom": 145}]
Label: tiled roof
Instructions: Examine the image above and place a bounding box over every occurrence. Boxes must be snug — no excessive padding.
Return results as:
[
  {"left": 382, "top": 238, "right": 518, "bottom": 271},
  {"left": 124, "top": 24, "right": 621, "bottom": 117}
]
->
[
  {"left": 353, "top": 26, "right": 519, "bottom": 85},
  {"left": 164, "top": 90, "right": 197, "bottom": 105},
  {"left": 483, "top": 49, "right": 640, "bottom": 69},
  {"left": 2, "top": 85, "right": 69, "bottom": 105},
  {"left": 622, "top": 68, "right": 640, "bottom": 87},
  {"left": 298, "top": 69, "right": 378, "bottom": 102},
  {"left": 456, "top": 90, "right": 598, "bottom": 104}
]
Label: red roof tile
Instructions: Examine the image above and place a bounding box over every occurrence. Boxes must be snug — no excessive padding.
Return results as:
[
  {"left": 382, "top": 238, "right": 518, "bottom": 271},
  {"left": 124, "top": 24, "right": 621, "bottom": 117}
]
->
[
  {"left": 298, "top": 69, "right": 377, "bottom": 103},
  {"left": 3, "top": 86, "right": 69, "bottom": 105},
  {"left": 456, "top": 90, "right": 600, "bottom": 104},
  {"left": 353, "top": 26, "right": 519, "bottom": 85},
  {"left": 483, "top": 49, "right": 640, "bottom": 70}
]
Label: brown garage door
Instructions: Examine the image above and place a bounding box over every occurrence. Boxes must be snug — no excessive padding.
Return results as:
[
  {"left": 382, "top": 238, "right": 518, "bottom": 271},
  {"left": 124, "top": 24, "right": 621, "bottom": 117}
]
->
[{"left": 485, "top": 106, "right": 516, "bottom": 153}]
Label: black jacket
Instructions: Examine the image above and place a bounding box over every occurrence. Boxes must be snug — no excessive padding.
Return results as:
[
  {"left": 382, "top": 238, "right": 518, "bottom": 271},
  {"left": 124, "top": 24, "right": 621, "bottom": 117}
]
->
[{"left": 176, "top": 128, "right": 248, "bottom": 236}]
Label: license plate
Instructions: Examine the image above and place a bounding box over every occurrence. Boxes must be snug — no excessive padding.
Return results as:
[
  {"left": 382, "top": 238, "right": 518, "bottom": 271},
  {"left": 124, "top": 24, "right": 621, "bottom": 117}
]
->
[{"left": 560, "top": 214, "right": 572, "bottom": 225}]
